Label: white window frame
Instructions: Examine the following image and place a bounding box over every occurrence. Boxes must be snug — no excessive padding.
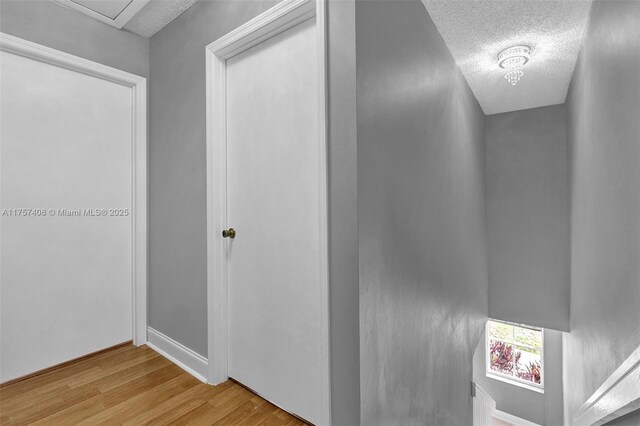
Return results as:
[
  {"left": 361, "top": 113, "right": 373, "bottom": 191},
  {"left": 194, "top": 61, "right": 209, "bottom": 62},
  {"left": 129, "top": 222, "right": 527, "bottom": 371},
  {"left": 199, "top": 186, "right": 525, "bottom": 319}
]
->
[{"left": 485, "top": 319, "right": 545, "bottom": 394}]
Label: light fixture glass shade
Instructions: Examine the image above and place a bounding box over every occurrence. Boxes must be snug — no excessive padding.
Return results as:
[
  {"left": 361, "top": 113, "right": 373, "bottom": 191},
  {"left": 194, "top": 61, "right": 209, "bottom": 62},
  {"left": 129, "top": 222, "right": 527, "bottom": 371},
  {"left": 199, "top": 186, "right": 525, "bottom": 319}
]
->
[{"left": 498, "top": 45, "right": 531, "bottom": 85}]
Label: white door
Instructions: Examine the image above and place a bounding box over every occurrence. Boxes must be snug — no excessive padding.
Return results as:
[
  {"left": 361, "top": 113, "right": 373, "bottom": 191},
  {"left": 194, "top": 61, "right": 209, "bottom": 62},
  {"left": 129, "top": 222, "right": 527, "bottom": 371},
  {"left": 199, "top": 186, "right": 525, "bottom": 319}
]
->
[
  {"left": 0, "top": 48, "right": 134, "bottom": 382},
  {"left": 224, "top": 17, "right": 328, "bottom": 424}
]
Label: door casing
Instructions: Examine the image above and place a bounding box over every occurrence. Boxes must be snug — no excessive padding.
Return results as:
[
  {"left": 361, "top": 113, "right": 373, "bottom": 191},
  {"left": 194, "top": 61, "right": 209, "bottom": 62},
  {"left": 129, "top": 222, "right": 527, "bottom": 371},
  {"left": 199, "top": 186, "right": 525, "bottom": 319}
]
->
[{"left": 204, "top": 0, "right": 330, "bottom": 420}]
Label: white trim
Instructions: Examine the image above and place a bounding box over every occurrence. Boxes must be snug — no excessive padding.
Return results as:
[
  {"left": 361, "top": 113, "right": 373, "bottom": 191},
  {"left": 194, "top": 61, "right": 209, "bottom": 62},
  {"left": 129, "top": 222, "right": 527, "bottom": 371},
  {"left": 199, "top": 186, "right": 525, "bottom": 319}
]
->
[
  {"left": 205, "top": 0, "right": 316, "bottom": 58},
  {"left": 485, "top": 371, "right": 545, "bottom": 394},
  {"left": 147, "top": 327, "right": 208, "bottom": 383},
  {"left": 315, "top": 0, "right": 332, "bottom": 423},
  {"left": 0, "top": 32, "right": 148, "bottom": 346},
  {"left": 494, "top": 409, "right": 542, "bottom": 426},
  {"left": 49, "top": 0, "right": 151, "bottom": 30},
  {"left": 473, "top": 382, "right": 497, "bottom": 409},
  {"left": 573, "top": 344, "right": 640, "bottom": 426},
  {"left": 205, "top": 0, "right": 330, "bottom": 422},
  {"left": 473, "top": 382, "right": 496, "bottom": 426}
]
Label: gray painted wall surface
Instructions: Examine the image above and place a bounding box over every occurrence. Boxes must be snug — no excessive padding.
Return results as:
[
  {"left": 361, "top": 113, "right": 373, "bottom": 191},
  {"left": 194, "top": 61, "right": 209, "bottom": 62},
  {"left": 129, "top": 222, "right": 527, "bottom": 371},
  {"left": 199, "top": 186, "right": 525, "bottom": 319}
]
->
[
  {"left": 544, "top": 330, "right": 564, "bottom": 426},
  {"left": 486, "top": 105, "right": 570, "bottom": 332},
  {"left": 0, "top": 0, "right": 149, "bottom": 77},
  {"left": 149, "top": 1, "right": 360, "bottom": 422},
  {"left": 472, "top": 328, "right": 564, "bottom": 426},
  {"left": 605, "top": 410, "right": 640, "bottom": 426},
  {"left": 326, "top": 0, "right": 360, "bottom": 424},
  {"left": 148, "top": 0, "right": 278, "bottom": 358},
  {"left": 564, "top": 0, "right": 640, "bottom": 421},
  {"left": 357, "top": 1, "right": 488, "bottom": 424}
]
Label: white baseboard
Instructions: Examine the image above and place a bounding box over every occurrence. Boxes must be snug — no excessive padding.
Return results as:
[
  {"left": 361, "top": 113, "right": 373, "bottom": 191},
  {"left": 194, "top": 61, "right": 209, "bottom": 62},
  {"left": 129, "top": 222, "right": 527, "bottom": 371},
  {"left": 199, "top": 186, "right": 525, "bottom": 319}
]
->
[
  {"left": 573, "top": 344, "right": 640, "bottom": 426},
  {"left": 146, "top": 327, "right": 208, "bottom": 383}
]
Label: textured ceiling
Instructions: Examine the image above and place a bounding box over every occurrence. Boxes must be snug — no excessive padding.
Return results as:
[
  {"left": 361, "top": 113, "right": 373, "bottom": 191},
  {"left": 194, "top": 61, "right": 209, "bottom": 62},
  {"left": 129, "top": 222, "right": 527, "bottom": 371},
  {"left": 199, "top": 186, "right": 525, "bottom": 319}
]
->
[
  {"left": 124, "top": 0, "right": 200, "bottom": 38},
  {"left": 422, "top": 0, "right": 592, "bottom": 115}
]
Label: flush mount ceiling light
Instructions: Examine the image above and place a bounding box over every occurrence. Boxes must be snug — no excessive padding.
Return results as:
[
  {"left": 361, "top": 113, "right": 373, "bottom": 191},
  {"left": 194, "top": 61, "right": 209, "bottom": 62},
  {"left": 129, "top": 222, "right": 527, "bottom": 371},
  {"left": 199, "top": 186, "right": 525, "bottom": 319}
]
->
[{"left": 498, "top": 45, "right": 531, "bottom": 86}]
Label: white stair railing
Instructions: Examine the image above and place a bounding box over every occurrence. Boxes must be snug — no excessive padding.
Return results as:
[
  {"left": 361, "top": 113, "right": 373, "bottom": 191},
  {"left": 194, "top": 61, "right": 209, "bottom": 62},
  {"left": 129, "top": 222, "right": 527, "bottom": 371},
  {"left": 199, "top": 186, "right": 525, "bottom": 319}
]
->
[{"left": 473, "top": 382, "right": 496, "bottom": 426}]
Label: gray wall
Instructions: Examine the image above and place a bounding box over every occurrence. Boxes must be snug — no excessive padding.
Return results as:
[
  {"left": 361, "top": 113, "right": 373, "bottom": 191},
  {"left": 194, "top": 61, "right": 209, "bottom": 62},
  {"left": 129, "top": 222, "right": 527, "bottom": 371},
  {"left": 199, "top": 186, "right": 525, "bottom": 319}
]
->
[
  {"left": 326, "top": 0, "right": 360, "bottom": 424},
  {"left": 486, "top": 105, "right": 570, "bottom": 332},
  {"left": 605, "top": 410, "right": 640, "bottom": 426},
  {"left": 149, "top": 1, "right": 360, "bottom": 423},
  {"left": 148, "top": 0, "right": 278, "bottom": 358},
  {"left": 472, "top": 328, "right": 564, "bottom": 426},
  {"left": 357, "top": 1, "right": 488, "bottom": 424},
  {"left": 544, "top": 331, "right": 564, "bottom": 426},
  {"left": 564, "top": 0, "right": 640, "bottom": 421},
  {"left": 0, "top": 0, "right": 149, "bottom": 77}
]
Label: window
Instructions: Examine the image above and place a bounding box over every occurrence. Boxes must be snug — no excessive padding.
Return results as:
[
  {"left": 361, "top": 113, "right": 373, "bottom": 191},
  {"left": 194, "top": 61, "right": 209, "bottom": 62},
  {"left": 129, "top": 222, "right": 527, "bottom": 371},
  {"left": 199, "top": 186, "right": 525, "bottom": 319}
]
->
[{"left": 486, "top": 319, "right": 543, "bottom": 392}]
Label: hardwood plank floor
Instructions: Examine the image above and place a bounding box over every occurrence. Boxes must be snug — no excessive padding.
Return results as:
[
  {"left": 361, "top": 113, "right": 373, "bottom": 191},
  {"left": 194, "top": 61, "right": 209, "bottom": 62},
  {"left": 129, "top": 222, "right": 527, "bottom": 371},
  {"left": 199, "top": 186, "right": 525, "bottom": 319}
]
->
[{"left": 0, "top": 344, "right": 307, "bottom": 425}]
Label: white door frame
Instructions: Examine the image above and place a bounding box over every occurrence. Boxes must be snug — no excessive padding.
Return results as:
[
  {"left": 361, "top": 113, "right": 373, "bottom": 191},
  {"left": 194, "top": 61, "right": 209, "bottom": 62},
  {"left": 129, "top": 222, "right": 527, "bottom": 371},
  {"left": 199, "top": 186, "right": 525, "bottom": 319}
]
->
[
  {"left": 0, "top": 33, "right": 148, "bottom": 346},
  {"left": 205, "top": 0, "right": 330, "bottom": 417}
]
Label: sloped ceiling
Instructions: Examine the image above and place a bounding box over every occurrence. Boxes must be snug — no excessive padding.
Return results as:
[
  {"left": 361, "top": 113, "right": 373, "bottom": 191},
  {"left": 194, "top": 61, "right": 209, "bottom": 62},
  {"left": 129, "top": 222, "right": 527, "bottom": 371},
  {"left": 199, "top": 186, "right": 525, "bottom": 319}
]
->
[
  {"left": 49, "top": 0, "right": 200, "bottom": 38},
  {"left": 71, "top": 0, "right": 133, "bottom": 19},
  {"left": 124, "top": 0, "right": 200, "bottom": 38},
  {"left": 422, "top": 0, "right": 592, "bottom": 115}
]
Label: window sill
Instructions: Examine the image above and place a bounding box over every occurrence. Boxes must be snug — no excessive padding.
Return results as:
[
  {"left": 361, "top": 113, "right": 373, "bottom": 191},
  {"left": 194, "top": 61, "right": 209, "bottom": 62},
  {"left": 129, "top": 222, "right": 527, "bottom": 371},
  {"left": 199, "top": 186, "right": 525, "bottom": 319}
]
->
[{"left": 486, "top": 372, "right": 544, "bottom": 394}]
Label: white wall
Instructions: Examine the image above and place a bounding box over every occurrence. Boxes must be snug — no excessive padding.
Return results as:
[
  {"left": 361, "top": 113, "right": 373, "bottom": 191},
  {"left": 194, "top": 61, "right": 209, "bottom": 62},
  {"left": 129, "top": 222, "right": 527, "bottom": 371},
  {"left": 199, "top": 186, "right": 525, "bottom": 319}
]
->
[{"left": 1, "top": 48, "right": 134, "bottom": 382}]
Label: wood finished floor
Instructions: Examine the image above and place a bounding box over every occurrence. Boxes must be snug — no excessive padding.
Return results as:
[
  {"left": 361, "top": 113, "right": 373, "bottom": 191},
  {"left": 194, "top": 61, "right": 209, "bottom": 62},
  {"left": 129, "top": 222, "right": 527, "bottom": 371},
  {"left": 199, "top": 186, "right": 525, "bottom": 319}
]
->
[{"left": 0, "top": 344, "right": 307, "bottom": 425}]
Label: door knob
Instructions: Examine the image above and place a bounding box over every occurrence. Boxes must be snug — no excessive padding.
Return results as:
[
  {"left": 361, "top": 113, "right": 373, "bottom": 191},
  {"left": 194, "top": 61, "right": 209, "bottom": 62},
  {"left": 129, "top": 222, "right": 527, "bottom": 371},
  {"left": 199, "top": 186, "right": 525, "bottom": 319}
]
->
[{"left": 222, "top": 228, "right": 236, "bottom": 239}]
